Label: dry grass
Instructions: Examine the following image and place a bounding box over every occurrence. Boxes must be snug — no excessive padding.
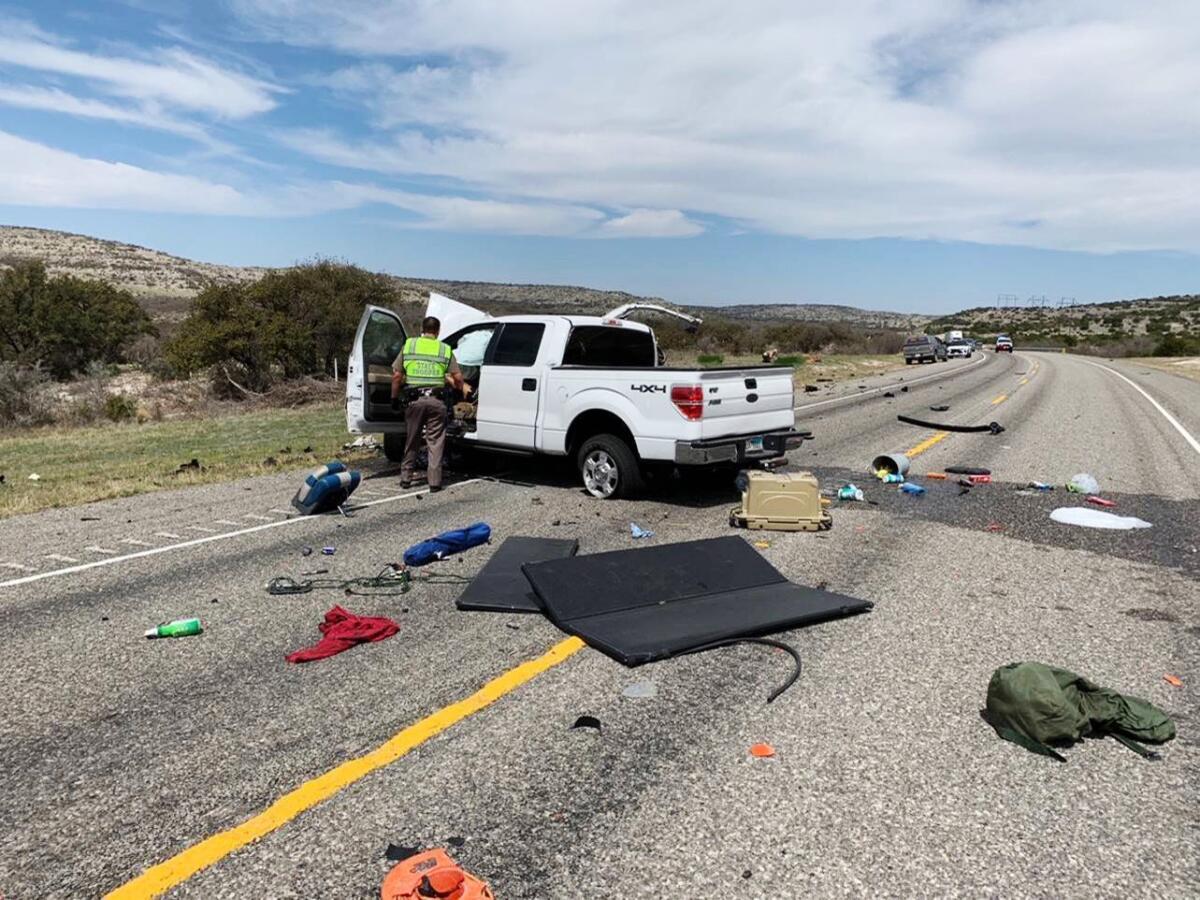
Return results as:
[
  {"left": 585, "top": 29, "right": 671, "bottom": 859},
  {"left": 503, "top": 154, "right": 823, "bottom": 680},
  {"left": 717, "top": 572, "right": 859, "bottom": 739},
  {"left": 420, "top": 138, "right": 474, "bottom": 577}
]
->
[
  {"left": 0, "top": 402, "right": 377, "bottom": 518},
  {"left": 1125, "top": 357, "right": 1200, "bottom": 383}
]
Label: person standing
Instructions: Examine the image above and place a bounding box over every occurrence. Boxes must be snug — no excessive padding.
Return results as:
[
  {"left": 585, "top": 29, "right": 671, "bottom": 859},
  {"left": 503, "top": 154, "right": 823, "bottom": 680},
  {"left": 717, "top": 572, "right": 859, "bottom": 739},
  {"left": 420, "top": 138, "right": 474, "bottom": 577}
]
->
[{"left": 391, "top": 316, "right": 471, "bottom": 492}]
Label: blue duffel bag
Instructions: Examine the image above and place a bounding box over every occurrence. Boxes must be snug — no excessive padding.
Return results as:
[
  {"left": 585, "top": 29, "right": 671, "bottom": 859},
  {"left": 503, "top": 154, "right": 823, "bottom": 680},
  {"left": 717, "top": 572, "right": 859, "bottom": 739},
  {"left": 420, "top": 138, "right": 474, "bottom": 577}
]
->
[
  {"left": 403, "top": 522, "right": 492, "bottom": 566},
  {"left": 291, "top": 461, "right": 361, "bottom": 515}
]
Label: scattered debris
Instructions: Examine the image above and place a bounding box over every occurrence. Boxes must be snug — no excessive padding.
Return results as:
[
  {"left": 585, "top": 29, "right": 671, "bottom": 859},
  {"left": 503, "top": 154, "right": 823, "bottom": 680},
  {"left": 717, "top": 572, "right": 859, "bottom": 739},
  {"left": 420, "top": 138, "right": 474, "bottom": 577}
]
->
[
  {"left": 1067, "top": 473, "right": 1100, "bottom": 495},
  {"left": 145, "top": 617, "right": 202, "bottom": 639},
  {"left": 837, "top": 484, "right": 864, "bottom": 501},
  {"left": 385, "top": 844, "right": 420, "bottom": 862},
  {"left": 926, "top": 473, "right": 947, "bottom": 480},
  {"left": 457, "top": 536, "right": 578, "bottom": 613},
  {"left": 622, "top": 681, "right": 658, "bottom": 699},
  {"left": 571, "top": 715, "right": 602, "bottom": 732},
  {"left": 1050, "top": 508, "right": 1151, "bottom": 530},
  {"left": 968, "top": 474, "right": 992, "bottom": 485},
  {"left": 292, "top": 462, "right": 361, "bottom": 516},
  {"left": 898, "top": 415, "right": 1004, "bottom": 435},
  {"left": 753, "top": 540, "right": 772, "bottom": 549},
  {"left": 342, "top": 435, "right": 381, "bottom": 451},
  {"left": 322, "top": 546, "right": 336, "bottom": 555},
  {"left": 816, "top": 377, "right": 833, "bottom": 383},
  {"left": 302, "top": 445, "right": 313, "bottom": 453},
  {"left": 900, "top": 386, "right": 909, "bottom": 393},
  {"left": 1123, "top": 608, "right": 1179, "bottom": 623},
  {"left": 404, "top": 522, "right": 491, "bottom": 567},
  {"left": 299, "top": 568, "right": 329, "bottom": 576},
  {"left": 28, "top": 472, "right": 40, "bottom": 481},
  {"left": 630, "top": 522, "right": 655, "bottom": 539},
  {"left": 985, "top": 522, "right": 1005, "bottom": 532},
  {"left": 1164, "top": 674, "right": 1183, "bottom": 687},
  {"left": 285, "top": 605, "right": 400, "bottom": 663},
  {"left": 301, "top": 546, "right": 313, "bottom": 556},
  {"left": 929, "top": 404, "right": 950, "bottom": 412},
  {"left": 175, "top": 458, "right": 204, "bottom": 474},
  {"left": 804, "top": 384, "right": 819, "bottom": 393},
  {"left": 531, "top": 496, "right": 544, "bottom": 506},
  {"left": 871, "top": 453, "right": 910, "bottom": 478},
  {"left": 749, "top": 743, "right": 776, "bottom": 758},
  {"left": 1028, "top": 482, "right": 1054, "bottom": 491},
  {"left": 883, "top": 391, "right": 896, "bottom": 398},
  {"left": 81, "top": 516, "right": 100, "bottom": 521},
  {"left": 268, "top": 565, "right": 468, "bottom": 597},
  {"left": 262, "top": 456, "right": 278, "bottom": 467},
  {"left": 505, "top": 622, "right": 520, "bottom": 630},
  {"left": 381, "top": 849, "right": 495, "bottom": 900},
  {"left": 899, "top": 482, "right": 926, "bottom": 495},
  {"left": 1086, "top": 496, "right": 1116, "bottom": 508},
  {"left": 986, "top": 661, "right": 1176, "bottom": 761},
  {"left": 945, "top": 466, "right": 990, "bottom": 476}
]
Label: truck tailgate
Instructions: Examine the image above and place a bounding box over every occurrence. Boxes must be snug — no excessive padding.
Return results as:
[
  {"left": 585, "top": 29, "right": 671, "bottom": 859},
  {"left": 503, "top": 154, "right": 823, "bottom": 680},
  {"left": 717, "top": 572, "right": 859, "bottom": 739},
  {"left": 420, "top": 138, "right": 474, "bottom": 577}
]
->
[{"left": 697, "top": 368, "right": 794, "bottom": 438}]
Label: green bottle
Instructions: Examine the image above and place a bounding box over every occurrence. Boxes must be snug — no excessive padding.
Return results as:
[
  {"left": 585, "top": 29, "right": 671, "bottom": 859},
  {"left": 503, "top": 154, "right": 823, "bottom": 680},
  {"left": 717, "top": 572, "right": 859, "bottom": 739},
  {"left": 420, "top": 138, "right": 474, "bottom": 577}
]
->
[{"left": 145, "top": 618, "right": 203, "bottom": 639}]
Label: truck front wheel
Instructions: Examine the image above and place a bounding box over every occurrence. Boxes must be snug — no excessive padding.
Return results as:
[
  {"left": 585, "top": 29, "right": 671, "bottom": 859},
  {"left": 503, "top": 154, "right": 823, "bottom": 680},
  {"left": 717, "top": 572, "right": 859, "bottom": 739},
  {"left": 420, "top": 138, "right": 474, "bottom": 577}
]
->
[{"left": 577, "top": 433, "right": 644, "bottom": 499}]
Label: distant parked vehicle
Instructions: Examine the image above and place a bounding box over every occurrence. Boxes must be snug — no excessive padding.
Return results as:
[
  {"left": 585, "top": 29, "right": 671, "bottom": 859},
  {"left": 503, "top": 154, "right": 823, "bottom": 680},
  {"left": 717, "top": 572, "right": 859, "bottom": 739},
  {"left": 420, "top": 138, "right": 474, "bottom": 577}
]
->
[
  {"left": 903, "top": 334, "right": 948, "bottom": 364},
  {"left": 995, "top": 335, "right": 1014, "bottom": 352},
  {"left": 946, "top": 339, "right": 973, "bottom": 358}
]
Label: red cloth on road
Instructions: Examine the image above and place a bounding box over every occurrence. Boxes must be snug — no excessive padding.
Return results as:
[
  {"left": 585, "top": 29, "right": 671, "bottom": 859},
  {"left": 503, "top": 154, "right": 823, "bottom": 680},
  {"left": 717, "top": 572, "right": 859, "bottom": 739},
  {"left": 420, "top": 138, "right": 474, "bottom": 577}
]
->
[{"left": 285, "top": 604, "right": 399, "bottom": 663}]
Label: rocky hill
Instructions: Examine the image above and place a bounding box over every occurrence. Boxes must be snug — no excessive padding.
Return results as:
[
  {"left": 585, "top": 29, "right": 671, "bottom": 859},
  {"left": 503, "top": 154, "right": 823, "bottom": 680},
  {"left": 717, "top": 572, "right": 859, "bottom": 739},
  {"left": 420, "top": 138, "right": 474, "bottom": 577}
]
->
[{"left": 0, "top": 225, "right": 923, "bottom": 329}]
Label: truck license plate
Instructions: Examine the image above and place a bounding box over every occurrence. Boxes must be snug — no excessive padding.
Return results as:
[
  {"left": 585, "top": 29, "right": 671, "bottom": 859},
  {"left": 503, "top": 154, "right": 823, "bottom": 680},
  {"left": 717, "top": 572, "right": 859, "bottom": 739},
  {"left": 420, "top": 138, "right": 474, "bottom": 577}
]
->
[{"left": 747, "top": 436, "right": 764, "bottom": 452}]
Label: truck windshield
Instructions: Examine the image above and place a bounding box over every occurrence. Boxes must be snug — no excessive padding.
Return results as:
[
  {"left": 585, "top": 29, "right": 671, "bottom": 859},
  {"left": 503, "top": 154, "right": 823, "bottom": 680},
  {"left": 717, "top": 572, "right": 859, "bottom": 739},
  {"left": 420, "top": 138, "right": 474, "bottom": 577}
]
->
[{"left": 562, "top": 326, "right": 655, "bottom": 367}]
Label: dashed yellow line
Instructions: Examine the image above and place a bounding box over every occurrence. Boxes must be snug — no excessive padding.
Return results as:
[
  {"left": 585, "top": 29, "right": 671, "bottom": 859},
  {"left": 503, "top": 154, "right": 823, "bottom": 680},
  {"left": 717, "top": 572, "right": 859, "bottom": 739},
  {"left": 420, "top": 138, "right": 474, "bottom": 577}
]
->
[
  {"left": 105, "top": 636, "right": 587, "bottom": 899},
  {"left": 905, "top": 431, "right": 951, "bottom": 458},
  {"left": 990, "top": 393, "right": 1007, "bottom": 405}
]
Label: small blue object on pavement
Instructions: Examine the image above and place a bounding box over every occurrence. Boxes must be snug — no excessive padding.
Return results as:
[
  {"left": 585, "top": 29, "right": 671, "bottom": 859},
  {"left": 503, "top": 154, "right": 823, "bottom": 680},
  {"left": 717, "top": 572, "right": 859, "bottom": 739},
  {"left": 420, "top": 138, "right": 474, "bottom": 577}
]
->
[
  {"left": 630, "top": 522, "right": 655, "bottom": 539},
  {"left": 899, "top": 483, "right": 926, "bottom": 495}
]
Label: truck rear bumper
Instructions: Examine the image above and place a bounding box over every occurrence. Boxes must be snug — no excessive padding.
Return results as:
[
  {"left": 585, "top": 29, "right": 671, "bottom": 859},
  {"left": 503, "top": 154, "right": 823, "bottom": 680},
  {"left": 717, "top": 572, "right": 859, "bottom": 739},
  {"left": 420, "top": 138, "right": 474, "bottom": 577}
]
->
[{"left": 674, "top": 429, "right": 811, "bottom": 466}]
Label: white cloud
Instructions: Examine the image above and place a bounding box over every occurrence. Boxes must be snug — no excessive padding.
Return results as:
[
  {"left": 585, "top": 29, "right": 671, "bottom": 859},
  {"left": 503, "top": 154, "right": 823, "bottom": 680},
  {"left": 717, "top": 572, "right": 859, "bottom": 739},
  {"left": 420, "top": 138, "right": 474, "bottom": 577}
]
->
[
  {"left": 0, "top": 27, "right": 280, "bottom": 118},
  {"left": 239, "top": 0, "right": 1200, "bottom": 251},
  {"left": 596, "top": 209, "right": 703, "bottom": 238}
]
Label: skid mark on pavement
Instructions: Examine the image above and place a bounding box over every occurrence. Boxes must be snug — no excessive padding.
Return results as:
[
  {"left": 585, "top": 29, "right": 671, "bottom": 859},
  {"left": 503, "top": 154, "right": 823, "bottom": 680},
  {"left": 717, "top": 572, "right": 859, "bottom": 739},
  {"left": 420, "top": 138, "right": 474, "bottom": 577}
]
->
[
  {"left": 0, "top": 479, "right": 484, "bottom": 589},
  {"left": 104, "top": 636, "right": 586, "bottom": 900}
]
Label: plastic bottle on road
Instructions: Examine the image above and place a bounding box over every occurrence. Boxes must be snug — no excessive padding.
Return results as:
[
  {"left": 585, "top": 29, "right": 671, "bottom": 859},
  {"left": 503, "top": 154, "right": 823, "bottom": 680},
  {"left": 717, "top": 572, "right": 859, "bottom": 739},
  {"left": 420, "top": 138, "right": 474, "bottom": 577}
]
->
[
  {"left": 837, "top": 484, "right": 864, "bottom": 501},
  {"left": 145, "top": 618, "right": 203, "bottom": 639}
]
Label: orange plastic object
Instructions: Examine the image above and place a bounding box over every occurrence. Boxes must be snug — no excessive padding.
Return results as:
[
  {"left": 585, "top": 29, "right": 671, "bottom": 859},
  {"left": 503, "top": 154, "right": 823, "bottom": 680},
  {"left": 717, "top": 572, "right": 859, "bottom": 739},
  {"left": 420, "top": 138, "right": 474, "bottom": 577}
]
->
[
  {"left": 1164, "top": 674, "right": 1183, "bottom": 687},
  {"left": 749, "top": 743, "right": 776, "bottom": 758},
  {"left": 382, "top": 849, "right": 495, "bottom": 900},
  {"left": 926, "top": 473, "right": 948, "bottom": 480}
]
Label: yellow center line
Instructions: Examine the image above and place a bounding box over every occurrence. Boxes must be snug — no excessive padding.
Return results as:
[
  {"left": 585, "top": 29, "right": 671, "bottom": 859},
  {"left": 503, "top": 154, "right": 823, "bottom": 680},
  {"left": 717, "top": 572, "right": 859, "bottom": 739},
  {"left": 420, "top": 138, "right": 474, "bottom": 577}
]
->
[
  {"left": 105, "top": 636, "right": 586, "bottom": 899},
  {"left": 905, "top": 430, "right": 951, "bottom": 458},
  {"left": 990, "top": 393, "right": 1007, "bottom": 405}
]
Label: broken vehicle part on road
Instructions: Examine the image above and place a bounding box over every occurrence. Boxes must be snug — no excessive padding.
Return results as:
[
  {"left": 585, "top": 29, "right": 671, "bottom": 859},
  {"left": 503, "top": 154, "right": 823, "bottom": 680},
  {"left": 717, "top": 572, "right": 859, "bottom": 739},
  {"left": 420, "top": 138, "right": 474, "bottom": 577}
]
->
[
  {"left": 521, "top": 535, "right": 872, "bottom": 667},
  {"left": 456, "top": 536, "right": 579, "bottom": 613},
  {"left": 897, "top": 415, "right": 1005, "bottom": 435}
]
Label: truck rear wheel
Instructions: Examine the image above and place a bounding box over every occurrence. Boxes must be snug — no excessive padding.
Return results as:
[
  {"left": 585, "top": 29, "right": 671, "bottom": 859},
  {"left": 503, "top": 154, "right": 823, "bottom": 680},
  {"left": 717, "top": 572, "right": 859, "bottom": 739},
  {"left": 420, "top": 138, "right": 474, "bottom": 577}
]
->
[{"left": 577, "top": 433, "right": 644, "bottom": 499}]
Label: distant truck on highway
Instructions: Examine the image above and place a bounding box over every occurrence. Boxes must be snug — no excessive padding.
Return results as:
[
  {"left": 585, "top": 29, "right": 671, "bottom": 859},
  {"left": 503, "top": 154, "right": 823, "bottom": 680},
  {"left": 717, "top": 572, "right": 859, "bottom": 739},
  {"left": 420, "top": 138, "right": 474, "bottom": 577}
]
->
[
  {"left": 903, "top": 334, "right": 948, "bottom": 364},
  {"left": 346, "top": 294, "right": 808, "bottom": 498}
]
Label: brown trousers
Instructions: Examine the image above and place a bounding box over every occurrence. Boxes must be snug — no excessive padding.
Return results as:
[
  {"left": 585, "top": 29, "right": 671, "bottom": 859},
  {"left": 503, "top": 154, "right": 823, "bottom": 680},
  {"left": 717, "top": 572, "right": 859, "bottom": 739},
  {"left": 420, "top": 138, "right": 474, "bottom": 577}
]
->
[{"left": 402, "top": 395, "right": 447, "bottom": 487}]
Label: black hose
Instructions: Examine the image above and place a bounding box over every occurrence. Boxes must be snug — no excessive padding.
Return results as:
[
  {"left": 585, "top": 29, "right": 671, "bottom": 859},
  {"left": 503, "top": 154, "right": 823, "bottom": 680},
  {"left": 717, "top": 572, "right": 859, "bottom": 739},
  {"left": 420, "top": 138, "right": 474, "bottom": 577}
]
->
[
  {"left": 897, "top": 414, "right": 1004, "bottom": 435},
  {"left": 681, "top": 637, "right": 802, "bottom": 703}
]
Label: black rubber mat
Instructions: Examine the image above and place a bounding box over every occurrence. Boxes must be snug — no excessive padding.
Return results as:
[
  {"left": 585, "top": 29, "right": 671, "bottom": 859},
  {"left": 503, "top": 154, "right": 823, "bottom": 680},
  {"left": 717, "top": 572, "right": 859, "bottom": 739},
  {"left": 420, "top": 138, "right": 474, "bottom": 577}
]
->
[
  {"left": 456, "top": 536, "right": 579, "bottom": 613},
  {"left": 521, "top": 535, "right": 872, "bottom": 664}
]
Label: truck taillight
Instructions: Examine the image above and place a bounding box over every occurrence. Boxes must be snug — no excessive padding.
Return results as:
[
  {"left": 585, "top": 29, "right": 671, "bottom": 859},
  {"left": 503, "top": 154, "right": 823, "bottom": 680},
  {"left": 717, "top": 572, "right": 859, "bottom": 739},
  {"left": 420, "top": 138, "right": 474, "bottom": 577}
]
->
[{"left": 671, "top": 385, "right": 704, "bottom": 420}]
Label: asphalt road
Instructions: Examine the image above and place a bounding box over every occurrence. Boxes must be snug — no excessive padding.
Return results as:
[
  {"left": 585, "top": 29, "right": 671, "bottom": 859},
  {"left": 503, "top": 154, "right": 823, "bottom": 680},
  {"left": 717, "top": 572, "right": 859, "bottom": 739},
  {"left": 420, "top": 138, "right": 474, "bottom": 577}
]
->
[{"left": 1, "top": 351, "right": 1196, "bottom": 899}]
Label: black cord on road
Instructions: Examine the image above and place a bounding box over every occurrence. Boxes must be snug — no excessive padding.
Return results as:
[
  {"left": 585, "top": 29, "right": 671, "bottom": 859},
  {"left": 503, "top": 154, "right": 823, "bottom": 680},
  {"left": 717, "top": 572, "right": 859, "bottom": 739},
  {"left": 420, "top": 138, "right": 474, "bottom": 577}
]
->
[
  {"left": 266, "top": 564, "right": 470, "bottom": 597},
  {"left": 681, "top": 637, "right": 803, "bottom": 704},
  {"left": 897, "top": 414, "right": 1005, "bottom": 435}
]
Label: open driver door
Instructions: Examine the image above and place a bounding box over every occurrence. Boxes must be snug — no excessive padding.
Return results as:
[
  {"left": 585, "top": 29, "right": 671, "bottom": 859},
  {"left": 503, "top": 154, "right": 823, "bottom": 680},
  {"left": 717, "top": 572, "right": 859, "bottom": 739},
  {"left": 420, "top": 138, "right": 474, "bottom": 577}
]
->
[{"left": 346, "top": 305, "right": 408, "bottom": 437}]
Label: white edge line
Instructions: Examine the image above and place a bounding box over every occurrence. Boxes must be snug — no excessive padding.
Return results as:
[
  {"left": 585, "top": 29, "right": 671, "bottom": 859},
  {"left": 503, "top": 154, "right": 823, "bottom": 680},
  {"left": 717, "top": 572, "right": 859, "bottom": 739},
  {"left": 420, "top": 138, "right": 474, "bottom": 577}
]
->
[
  {"left": 793, "top": 351, "right": 989, "bottom": 412},
  {"left": 0, "top": 479, "right": 483, "bottom": 589},
  {"left": 1083, "top": 360, "right": 1200, "bottom": 456}
]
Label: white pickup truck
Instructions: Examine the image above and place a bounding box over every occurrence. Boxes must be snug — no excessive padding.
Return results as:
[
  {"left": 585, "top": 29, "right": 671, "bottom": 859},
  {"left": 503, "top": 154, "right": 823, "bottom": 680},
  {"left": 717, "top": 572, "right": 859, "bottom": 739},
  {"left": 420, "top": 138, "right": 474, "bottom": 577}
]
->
[{"left": 346, "top": 293, "right": 807, "bottom": 498}]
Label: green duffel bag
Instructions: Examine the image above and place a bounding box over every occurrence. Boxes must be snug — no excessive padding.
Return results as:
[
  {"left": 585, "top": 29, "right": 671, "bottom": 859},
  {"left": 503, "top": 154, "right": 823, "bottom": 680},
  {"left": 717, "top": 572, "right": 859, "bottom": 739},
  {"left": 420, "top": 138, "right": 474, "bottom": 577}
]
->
[{"left": 986, "top": 662, "right": 1176, "bottom": 762}]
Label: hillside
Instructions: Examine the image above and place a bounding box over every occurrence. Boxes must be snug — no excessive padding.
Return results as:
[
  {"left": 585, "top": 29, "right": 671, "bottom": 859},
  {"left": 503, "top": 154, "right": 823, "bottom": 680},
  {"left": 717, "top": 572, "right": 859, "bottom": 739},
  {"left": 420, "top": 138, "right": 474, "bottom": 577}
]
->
[
  {"left": 0, "top": 225, "right": 918, "bottom": 329},
  {"left": 928, "top": 296, "right": 1200, "bottom": 347}
]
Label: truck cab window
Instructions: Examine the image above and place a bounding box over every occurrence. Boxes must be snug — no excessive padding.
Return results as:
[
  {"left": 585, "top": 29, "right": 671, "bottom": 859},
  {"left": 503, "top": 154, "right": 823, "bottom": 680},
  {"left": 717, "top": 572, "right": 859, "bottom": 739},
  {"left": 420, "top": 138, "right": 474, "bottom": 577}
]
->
[
  {"left": 562, "top": 326, "right": 654, "bottom": 367},
  {"left": 491, "top": 323, "right": 546, "bottom": 366}
]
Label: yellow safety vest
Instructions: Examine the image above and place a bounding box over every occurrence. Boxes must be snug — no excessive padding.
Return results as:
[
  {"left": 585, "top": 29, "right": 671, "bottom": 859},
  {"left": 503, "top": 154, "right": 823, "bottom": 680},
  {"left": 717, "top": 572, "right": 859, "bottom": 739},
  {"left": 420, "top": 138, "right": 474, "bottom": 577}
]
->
[{"left": 402, "top": 336, "right": 452, "bottom": 386}]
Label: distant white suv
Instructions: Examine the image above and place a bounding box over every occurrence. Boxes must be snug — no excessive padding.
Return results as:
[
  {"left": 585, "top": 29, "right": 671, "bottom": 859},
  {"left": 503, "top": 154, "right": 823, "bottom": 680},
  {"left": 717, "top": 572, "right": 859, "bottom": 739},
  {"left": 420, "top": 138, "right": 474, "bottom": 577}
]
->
[
  {"left": 995, "top": 335, "right": 1014, "bottom": 352},
  {"left": 946, "top": 340, "right": 972, "bottom": 358}
]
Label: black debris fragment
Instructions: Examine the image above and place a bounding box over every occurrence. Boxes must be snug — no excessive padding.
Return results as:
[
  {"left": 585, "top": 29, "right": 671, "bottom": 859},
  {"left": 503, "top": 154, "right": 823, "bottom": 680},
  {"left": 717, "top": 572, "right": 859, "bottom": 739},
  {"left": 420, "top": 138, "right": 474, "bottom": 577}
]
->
[
  {"left": 572, "top": 715, "right": 602, "bottom": 732},
  {"left": 385, "top": 844, "right": 419, "bottom": 861},
  {"left": 883, "top": 392, "right": 895, "bottom": 398},
  {"left": 945, "top": 466, "right": 991, "bottom": 476},
  {"left": 930, "top": 405, "right": 950, "bottom": 412},
  {"left": 898, "top": 414, "right": 1004, "bottom": 435}
]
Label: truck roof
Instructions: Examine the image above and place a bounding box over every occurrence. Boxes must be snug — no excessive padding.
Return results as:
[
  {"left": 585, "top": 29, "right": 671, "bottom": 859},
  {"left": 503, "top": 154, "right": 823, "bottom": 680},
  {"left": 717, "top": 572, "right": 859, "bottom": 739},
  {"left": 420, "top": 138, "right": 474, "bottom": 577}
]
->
[{"left": 488, "top": 314, "right": 653, "bottom": 333}]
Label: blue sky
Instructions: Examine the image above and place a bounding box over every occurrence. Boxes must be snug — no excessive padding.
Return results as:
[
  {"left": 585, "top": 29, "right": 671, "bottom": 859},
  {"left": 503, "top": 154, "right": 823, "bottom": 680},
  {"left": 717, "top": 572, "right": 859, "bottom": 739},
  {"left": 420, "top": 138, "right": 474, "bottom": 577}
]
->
[{"left": 1, "top": 1, "right": 1197, "bottom": 313}]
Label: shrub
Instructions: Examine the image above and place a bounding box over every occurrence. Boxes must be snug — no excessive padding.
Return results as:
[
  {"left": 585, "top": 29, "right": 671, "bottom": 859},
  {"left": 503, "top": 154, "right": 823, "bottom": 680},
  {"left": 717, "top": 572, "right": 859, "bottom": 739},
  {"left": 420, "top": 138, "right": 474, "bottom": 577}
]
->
[
  {"left": 1153, "top": 333, "right": 1200, "bottom": 357},
  {"left": 0, "top": 261, "right": 153, "bottom": 379},
  {"left": 104, "top": 394, "right": 138, "bottom": 422},
  {"left": 0, "top": 361, "right": 55, "bottom": 428},
  {"left": 167, "top": 260, "right": 396, "bottom": 392}
]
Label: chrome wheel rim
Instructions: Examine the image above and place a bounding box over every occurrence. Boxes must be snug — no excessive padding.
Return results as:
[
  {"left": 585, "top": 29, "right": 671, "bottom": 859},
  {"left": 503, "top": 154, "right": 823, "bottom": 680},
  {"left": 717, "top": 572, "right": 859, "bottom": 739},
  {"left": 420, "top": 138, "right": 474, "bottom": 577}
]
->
[{"left": 583, "top": 450, "right": 619, "bottom": 498}]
